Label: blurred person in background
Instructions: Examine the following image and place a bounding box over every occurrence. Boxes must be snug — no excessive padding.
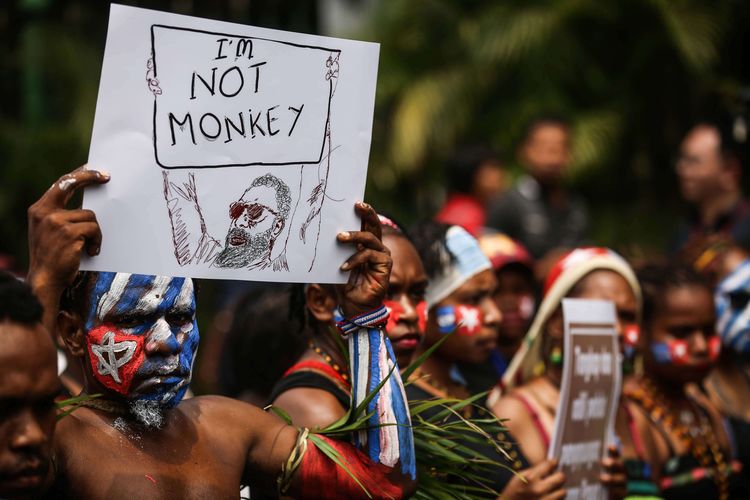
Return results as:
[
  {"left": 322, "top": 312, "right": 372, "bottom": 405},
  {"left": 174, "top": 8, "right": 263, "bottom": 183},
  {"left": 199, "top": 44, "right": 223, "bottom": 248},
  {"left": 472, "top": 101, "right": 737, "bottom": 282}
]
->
[
  {"left": 434, "top": 145, "right": 506, "bottom": 237},
  {"left": 672, "top": 114, "right": 749, "bottom": 280},
  {"left": 217, "top": 284, "right": 307, "bottom": 407},
  {"left": 458, "top": 232, "right": 536, "bottom": 394},
  {"left": 487, "top": 115, "right": 588, "bottom": 278},
  {"left": 625, "top": 263, "right": 749, "bottom": 499}
]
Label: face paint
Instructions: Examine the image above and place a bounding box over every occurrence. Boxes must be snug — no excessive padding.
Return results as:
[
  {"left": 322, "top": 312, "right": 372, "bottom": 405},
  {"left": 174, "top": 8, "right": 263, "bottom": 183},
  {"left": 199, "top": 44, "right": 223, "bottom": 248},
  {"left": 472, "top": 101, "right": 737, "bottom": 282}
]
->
[
  {"left": 416, "top": 301, "right": 427, "bottom": 333},
  {"left": 651, "top": 340, "right": 689, "bottom": 365},
  {"left": 709, "top": 335, "right": 721, "bottom": 362},
  {"left": 435, "top": 305, "right": 483, "bottom": 336},
  {"left": 86, "top": 273, "right": 199, "bottom": 407},
  {"left": 716, "top": 259, "right": 750, "bottom": 354},
  {"left": 384, "top": 300, "right": 404, "bottom": 334},
  {"left": 384, "top": 300, "right": 428, "bottom": 335},
  {"left": 519, "top": 295, "right": 535, "bottom": 320},
  {"left": 87, "top": 324, "right": 146, "bottom": 395},
  {"left": 623, "top": 324, "right": 640, "bottom": 360}
]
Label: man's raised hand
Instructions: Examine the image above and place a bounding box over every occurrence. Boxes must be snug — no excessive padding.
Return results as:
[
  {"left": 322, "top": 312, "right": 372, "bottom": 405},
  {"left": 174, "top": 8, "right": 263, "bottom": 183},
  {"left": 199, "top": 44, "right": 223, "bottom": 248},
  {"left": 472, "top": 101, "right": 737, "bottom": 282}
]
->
[{"left": 27, "top": 166, "right": 109, "bottom": 297}]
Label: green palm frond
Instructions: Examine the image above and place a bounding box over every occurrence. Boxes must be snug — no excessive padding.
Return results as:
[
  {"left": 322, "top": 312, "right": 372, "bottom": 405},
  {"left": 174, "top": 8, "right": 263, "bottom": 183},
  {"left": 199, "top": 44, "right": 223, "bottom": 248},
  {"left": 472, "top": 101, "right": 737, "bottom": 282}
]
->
[{"left": 647, "top": 0, "right": 721, "bottom": 71}]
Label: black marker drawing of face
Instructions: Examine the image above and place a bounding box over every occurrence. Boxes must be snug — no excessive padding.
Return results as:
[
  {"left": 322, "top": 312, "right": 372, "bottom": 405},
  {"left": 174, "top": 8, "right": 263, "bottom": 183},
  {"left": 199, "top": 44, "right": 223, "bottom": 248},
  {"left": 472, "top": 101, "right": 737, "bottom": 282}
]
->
[{"left": 214, "top": 174, "right": 291, "bottom": 269}]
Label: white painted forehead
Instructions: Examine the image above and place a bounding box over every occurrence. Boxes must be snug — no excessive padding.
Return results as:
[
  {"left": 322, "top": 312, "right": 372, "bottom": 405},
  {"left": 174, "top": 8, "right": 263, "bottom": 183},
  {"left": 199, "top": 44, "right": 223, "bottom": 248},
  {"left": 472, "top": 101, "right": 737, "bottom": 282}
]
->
[{"left": 95, "top": 273, "right": 194, "bottom": 319}]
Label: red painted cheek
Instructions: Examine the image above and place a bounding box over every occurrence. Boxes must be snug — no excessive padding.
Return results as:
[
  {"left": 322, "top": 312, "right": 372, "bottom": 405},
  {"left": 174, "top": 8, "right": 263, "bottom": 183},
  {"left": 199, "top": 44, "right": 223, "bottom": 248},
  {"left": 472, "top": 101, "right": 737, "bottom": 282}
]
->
[
  {"left": 708, "top": 336, "right": 721, "bottom": 362},
  {"left": 86, "top": 324, "right": 146, "bottom": 395},
  {"left": 624, "top": 324, "right": 640, "bottom": 346},
  {"left": 384, "top": 300, "right": 404, "bottom": 334},
  {"left": 416, "top": 301, "right": 427, "bottom": 334},
  {"left": 668, "top": 339, "right": 690, "bottom": 365}
]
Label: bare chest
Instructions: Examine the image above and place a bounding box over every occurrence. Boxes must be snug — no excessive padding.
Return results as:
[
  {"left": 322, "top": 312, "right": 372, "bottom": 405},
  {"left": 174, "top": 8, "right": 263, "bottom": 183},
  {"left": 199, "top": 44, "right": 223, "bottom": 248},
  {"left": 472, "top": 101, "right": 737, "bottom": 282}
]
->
[{"left": 55, "top": 420, "right": 244, "bottom": 499}]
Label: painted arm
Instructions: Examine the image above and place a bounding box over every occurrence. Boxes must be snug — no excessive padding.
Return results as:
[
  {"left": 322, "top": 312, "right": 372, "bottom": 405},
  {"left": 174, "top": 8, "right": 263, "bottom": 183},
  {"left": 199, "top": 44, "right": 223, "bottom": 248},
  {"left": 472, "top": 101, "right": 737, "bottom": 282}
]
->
[{"left": 276, "top": 203, "right": 416, "bottom": 498}]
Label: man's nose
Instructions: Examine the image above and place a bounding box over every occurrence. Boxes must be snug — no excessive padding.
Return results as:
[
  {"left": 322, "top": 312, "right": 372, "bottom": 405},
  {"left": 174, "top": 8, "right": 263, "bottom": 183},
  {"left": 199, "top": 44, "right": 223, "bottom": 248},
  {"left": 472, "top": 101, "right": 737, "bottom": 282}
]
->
[
  {"left": 145, "top": 319, "right": 181, "bottom": 355},
  {"left": 482, "top": 297, "right": 502, "bottom": 327},
  {"left": 690, "top": 332, "right": 709, "bottom": 356},
  {"left": 11, "top": 409, "right": 48, "bottom": 451},
  {"left": 399, "top": 296, "right": 418, "bottom": 323}
]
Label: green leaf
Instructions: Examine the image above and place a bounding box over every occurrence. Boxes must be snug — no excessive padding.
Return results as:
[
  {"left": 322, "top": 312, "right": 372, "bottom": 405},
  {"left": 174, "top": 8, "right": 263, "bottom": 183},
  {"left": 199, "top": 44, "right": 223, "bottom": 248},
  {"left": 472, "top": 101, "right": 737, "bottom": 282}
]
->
[{"left": 264, "top": 404, "right": 293, "bottom": 425}]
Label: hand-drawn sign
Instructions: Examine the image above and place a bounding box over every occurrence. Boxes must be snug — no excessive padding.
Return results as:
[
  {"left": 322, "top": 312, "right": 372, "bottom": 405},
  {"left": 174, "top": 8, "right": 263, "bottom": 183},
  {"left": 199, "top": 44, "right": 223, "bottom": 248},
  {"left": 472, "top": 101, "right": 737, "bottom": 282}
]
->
[
  {"left": 548, "top": 298, "right": 621, "bottom": 500},
  {"left": 149, "top": 25, "right": 340, "bottom": 169}
]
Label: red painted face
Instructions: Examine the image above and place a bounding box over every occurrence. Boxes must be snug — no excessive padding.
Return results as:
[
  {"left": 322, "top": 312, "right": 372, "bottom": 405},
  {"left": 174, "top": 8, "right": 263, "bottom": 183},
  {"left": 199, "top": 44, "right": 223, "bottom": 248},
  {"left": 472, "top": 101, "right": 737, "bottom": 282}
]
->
[
  {"left": 86, "top": 324, "right": 146, "bottom": 395},
  {"left": 384, "top": 300, "right": 428, "bottom": 335}
]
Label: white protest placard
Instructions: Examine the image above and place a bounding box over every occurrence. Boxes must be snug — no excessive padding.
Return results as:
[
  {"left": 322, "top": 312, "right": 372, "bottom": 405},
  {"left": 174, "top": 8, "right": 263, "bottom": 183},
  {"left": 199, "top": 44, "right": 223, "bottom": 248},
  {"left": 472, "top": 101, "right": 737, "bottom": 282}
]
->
[
  {"left": 81, "top": 4, "right": 380, "bottom": 282},
  {"left": 548, "top": 298, "right": 621, "bottom": 500}
]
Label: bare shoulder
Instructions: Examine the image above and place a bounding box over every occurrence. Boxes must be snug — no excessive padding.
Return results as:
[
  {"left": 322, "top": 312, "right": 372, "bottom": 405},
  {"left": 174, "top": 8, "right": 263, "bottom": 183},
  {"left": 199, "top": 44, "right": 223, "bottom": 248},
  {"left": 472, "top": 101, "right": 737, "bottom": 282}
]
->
[
  {"left": 491, "top": 388, "right": 537, "bottom": 436},
  {"left": 271, "top": 387, "right": 347, "bottom": 430}
]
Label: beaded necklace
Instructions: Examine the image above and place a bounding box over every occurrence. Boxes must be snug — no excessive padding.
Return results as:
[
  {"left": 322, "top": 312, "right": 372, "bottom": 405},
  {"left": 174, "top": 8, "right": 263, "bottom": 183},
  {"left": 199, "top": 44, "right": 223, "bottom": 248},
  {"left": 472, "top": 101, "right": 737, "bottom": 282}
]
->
[
  {"left": 626, "top": 378, "right": 730, "bottom": 499},
  {"left": 308, "top": 340, "right": 350, "bottom": 384}
]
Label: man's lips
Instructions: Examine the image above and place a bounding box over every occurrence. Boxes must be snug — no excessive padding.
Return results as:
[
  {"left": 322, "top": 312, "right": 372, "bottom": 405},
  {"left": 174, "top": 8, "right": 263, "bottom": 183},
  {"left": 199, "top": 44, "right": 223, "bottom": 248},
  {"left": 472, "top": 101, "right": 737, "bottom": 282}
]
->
[
  {"left": 2, "top": 463, "right": 46, "bottom": 489},
  {"left": 229, "top": 233, "right": 247, "bottom": 246},
  {"left": 132, "top": 373, "right": 188, "bottom": 392}
]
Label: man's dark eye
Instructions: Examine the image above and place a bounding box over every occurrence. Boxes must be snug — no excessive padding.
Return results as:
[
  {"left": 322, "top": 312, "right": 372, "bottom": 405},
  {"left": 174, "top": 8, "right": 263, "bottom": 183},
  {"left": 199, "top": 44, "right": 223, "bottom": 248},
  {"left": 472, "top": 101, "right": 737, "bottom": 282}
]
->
[
  {"left": 167, "top": 313, "right": 193, "bottom": 326},
  {"left": 730, "top": 291, "right": 750, "bottom": 311}
]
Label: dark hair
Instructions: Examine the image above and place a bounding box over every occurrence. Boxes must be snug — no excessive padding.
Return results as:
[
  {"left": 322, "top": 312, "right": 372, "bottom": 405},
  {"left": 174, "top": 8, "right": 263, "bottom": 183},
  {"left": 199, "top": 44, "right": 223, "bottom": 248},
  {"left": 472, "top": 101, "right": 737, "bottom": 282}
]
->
[
  {"left": 445, "top": 145, "right": 502, "bottom": 194},
  {"left": 0, "top": 271, "right": 43, "bottom": 325},
  {"left": 409, "top": 220, "right": 455, "bottom": 280},
  {"left": 248, "top": 173, "right": 292, "bottom": 218},
  {"left": 521, "top": 114, "right": 571, "bottom": 143},
  {"left": 218, "top": 283, "right": 307, "bottom": 400},
  {"left": 637, "top": 263, "right": 711, "bottom": 331}
]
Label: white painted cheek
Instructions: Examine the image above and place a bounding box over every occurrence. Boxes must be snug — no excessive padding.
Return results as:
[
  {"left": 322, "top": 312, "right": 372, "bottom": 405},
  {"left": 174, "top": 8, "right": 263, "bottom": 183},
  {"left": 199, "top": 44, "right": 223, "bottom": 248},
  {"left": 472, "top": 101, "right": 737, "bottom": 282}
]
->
[{"left": 519, "top": 295, "right": 535, "bottom": 320}]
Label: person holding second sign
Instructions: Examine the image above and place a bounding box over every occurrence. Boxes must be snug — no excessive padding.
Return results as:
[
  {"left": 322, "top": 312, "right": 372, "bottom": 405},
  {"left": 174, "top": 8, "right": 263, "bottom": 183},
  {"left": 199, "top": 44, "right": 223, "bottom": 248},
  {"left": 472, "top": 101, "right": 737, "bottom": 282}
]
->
[{"left": 490, "top": 248, "right": 635, "bottom": 499}]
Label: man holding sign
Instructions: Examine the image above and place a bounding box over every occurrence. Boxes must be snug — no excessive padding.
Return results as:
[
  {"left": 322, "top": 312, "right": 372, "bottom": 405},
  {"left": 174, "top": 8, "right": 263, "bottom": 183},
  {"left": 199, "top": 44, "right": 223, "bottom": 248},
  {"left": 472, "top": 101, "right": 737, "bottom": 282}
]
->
[
  {"left": 22, "top": 4, "right": 414, "bottom": 499},
  {"left": 27, "top": 167, "right": 414, "bottom": 499}
]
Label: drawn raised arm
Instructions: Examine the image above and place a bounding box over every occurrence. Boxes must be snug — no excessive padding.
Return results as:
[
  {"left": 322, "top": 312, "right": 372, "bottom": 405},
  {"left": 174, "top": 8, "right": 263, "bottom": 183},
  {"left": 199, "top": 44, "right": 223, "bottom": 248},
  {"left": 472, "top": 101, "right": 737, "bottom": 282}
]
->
[
  {"left": 27, "top": 166, "right": 109, "bottom": 336},
  {"left": 162, "top": 170, "right": 221, "bottom": 266}
]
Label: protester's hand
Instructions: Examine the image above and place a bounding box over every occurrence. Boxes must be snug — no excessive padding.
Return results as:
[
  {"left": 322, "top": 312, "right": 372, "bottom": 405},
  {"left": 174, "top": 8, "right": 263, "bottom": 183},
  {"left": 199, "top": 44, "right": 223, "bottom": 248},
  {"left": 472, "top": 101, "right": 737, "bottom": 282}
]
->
[
  {"left": 500, "top": 459, "right": 566, "bottom": 500},
  {"left": 27, "top": 166, "right": 110, "bottom": 295},
  {"left": 337, "top": 202, "right": 391, "bottom": 318},
  {"left": 601, "top": 444, "right": 627, "bottom": 500}
]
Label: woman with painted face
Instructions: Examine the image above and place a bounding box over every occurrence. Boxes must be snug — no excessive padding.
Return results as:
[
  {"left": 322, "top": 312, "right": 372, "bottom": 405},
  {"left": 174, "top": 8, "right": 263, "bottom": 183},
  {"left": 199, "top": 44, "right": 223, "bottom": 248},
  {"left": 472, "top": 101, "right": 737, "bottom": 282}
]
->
[
  {"left": 269, "top": 215, "right": 429, "bottom": 429},
  {"left": 624, "top": 263, "right": 750, "bottom": 499},
  {"left": 408, "top": 221, "right": 567, "bottom": 498},
  {"left": 490, "top": 248, "right": 638, "bottom": 499},
  {"left": 458, "top": 232, "right": 537, "bottom": 394}
]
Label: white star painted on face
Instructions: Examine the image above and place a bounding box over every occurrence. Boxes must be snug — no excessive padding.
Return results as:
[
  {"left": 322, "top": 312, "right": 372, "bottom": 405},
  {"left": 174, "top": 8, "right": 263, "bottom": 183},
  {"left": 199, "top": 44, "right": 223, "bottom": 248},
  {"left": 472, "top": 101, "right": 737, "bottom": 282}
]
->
[
  {"left": 458, "top": 306, "right": 481, "bottom": 333},
  {"left": 91, "top": 331, "right": 137, "bottom": 383}
]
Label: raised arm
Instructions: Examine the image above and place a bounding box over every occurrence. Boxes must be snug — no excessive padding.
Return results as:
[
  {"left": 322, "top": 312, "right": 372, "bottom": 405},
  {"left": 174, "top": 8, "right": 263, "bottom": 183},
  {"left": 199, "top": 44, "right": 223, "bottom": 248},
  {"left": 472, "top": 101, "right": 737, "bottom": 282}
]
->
[
  {"left": 246, "top": 202, "right": 416, "bottom": 499},
  {"left": 27, "top": 167, "right": 109, "bottom": 337}
]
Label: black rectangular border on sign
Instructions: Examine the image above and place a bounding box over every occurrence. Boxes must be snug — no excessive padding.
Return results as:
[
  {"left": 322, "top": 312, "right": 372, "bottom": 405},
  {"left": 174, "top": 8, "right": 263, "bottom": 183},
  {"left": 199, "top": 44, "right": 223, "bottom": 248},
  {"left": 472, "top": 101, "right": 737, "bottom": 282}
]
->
[{"left": 150, "top": 24, "right": 341, "bottom": 170}]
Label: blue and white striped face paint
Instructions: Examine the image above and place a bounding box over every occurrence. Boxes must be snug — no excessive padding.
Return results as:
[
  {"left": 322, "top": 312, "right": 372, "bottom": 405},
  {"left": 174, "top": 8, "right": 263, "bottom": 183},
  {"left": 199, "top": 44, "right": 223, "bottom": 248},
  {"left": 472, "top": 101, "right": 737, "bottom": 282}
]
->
[
  {"left": 716, "top": 259, "right": 750, "bottom": 354},
  {"left": 84, "top": 272, "right": 198, "bottom": 407}
]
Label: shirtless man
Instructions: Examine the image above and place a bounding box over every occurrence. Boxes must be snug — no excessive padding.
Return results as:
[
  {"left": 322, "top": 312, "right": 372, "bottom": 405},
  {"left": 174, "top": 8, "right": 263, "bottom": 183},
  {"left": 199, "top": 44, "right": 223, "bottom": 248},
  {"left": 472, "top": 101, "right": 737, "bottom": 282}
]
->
[
  {"left": 0, "top": 273, "right": 59, "bottom": 499},
  {"left": 27, "top": 167, "right": 415, "bottom": 499}
]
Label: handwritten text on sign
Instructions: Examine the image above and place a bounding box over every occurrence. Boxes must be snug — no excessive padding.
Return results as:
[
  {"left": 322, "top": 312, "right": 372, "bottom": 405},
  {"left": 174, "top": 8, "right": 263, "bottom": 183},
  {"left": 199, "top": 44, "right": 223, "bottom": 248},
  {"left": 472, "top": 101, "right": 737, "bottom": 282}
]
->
[{"left": 151, "top": 25, "right": 339, "bottom": 168}]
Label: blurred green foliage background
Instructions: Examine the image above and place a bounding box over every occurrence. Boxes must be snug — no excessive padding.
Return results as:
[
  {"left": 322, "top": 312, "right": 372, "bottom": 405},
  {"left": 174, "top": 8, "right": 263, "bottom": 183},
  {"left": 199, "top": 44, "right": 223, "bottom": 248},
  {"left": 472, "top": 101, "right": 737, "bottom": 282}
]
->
[{"left": 1, "top": 0, "right": 749, "bottom": 271}]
